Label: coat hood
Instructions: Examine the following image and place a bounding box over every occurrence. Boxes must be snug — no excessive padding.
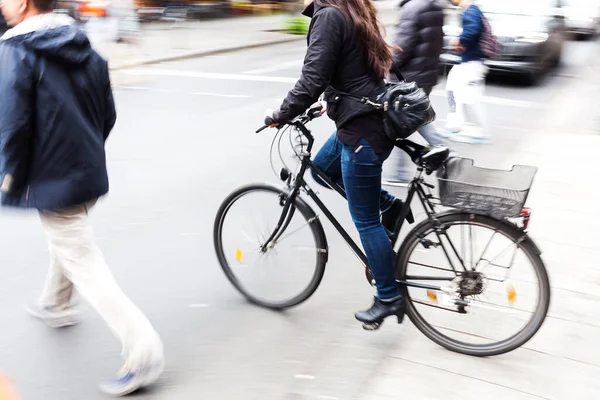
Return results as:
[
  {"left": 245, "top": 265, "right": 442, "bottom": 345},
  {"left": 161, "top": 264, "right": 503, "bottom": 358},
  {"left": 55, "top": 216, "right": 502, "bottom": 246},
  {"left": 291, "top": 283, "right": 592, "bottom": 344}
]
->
[{"left": 1, "top": 13, "right": 93, "bottom": 66}]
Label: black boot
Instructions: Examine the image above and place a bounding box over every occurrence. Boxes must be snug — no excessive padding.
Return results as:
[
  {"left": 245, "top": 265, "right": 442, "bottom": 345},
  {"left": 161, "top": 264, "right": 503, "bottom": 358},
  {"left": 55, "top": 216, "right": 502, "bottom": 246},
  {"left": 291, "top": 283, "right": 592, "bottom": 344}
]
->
[
  {"left": 355, "top": 296, "right": 406, "bottom": 326},
  {"left": 382, "top": 199, "right": 414, "bottom": 241}
]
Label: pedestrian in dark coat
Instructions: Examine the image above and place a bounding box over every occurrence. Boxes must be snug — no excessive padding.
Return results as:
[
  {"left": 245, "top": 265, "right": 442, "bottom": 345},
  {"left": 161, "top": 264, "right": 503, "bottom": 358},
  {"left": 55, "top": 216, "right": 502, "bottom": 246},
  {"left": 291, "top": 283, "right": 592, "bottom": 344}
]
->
[
  {"left": 384, "top": 0, "right": 451, "bottom": 185},
  {"left": 0, "top": 2, "right": 163, "bottom": 395}
]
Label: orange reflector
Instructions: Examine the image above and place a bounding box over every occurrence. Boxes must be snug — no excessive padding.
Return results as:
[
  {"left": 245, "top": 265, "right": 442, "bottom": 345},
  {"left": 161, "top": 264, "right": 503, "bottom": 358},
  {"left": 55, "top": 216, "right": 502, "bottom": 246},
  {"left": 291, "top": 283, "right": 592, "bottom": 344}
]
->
[
  {"left": 507, "top": 285, "right": 517, "bottom": 304},
  {"left": 235, "top": 249, "right": 243, "bottom": 263},
  {"left": 426, "top": 290, "right": 438, "bottom": 303}
]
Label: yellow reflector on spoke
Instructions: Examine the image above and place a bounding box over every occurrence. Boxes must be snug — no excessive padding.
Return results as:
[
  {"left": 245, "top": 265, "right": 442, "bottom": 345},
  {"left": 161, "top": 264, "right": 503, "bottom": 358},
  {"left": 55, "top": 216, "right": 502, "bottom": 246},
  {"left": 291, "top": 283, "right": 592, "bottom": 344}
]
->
[
  {"left": 235, "top": 249, "right": 243, "bottom": 263},
  {"left": 507, "top": 285, "right": 517, "bottom": 304},
  {"left": 426, "top": 290, "right": 438, "bottom": 303}
]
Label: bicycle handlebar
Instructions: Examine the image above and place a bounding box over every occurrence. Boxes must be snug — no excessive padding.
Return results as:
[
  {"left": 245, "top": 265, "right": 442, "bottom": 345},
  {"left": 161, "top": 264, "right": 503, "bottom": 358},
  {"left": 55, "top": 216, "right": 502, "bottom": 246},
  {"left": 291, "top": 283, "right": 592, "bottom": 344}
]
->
[{"left": 255, "top": 104, "right": 324, "bottom": 134}]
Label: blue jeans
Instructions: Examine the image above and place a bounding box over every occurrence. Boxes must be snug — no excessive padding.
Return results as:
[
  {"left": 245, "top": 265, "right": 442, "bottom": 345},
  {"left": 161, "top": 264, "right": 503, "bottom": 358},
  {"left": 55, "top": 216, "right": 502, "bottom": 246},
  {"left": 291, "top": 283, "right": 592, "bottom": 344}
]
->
[{"left": 311, "top": 133, "right": 401, "bottom": 301}]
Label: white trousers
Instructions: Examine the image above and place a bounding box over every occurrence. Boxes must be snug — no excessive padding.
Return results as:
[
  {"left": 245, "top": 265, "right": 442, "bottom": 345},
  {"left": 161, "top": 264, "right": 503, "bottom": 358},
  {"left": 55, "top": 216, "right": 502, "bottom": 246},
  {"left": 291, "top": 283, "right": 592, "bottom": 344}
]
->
[
  {"left": 445, "top": 60, "right": 488, "bottom": 134},
  {"left": 38, "top": 200, "right": 163, "bottom": 369}
]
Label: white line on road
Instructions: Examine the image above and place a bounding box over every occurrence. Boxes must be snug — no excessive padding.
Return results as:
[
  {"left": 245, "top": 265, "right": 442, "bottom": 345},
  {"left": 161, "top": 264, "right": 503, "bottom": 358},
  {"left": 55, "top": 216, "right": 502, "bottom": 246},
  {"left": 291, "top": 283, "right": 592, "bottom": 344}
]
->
[
  {"left": 120, "top": 69, "right": 544, "bottom": 109},
  {"left": 125, "top": 68, "right": 298, "bottom": 84},
  {"left": 189, "top": 303, "right": 210, "bottom": 308},
  {"left": 192, "top": 92, "right": 252, "bottom": 98},
  {"left": 244, "top": 60, "right": 303, "bottom": 75},
  {"left": 114, "top": 86, "right": 252, "bottom": 98},
  {"left": 294, "top": 374, "right": 315, "bottom": 380},
  {"left": 431, "top": 90, "right": 546, "bottom": 109},
  {"left": 114, "top": 86, "right": 170, "bottom": 92}
]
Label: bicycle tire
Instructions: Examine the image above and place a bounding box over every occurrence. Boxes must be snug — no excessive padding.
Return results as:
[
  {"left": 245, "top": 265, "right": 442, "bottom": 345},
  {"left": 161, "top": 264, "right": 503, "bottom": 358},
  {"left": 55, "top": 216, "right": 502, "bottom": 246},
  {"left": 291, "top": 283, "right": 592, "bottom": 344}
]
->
[
  {"left": 214, "top": 183, "right": 328, "bottom": 310},
  {"left": 396, "top": 212, "right": 550, "bottom": 357}
]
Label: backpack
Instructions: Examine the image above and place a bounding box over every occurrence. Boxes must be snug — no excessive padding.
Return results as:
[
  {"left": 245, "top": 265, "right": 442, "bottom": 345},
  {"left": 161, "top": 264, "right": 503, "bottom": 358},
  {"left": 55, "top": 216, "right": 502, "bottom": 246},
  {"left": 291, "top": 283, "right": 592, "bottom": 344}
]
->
[{"left": 479, "top": 11, "right": 497, "bottom": 59}]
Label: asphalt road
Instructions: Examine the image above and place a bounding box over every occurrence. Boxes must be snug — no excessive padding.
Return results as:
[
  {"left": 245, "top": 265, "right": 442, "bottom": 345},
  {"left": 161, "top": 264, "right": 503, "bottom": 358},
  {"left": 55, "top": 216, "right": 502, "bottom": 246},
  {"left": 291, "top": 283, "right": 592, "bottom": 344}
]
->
[{"left": 0, "top": 37, "right": 598, "bottom": 399}]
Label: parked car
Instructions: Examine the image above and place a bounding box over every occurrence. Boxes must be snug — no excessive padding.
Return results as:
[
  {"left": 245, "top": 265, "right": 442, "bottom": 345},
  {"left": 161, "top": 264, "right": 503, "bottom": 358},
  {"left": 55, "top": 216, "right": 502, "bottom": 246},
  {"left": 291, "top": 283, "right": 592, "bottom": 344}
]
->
[
  {"left": 563, "top": 0, "right": 600, "bottom": 38},
  {"left": 440, "top": 0, "right": 567, "bottom": 84}
]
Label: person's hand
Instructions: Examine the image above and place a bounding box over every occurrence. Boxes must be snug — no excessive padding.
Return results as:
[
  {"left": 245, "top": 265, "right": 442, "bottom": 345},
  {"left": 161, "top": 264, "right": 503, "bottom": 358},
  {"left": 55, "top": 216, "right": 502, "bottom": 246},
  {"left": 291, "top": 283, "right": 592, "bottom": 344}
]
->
[
  {"left": 318, "top": 100, "right": 327, "bottom": 114},
  {"left": 264, "top": 109, "right": 279, "bottom": 128}
]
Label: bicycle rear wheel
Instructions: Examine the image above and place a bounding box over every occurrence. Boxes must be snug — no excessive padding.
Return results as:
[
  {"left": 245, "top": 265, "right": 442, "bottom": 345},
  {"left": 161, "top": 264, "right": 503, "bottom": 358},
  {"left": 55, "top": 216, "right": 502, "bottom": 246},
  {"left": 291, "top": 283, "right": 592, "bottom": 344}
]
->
[
  {"left": 214, "top": 184, "right": 328, "bottom": 310},
  {"left": 396, "top": 212, "right": 550, "bottom": 356}
]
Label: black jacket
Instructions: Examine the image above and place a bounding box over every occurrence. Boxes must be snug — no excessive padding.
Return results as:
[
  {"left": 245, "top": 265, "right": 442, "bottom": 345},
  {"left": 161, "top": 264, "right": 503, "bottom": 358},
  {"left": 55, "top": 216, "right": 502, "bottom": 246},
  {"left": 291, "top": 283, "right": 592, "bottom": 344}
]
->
[
  {"left": 273, "top": 1, "right": 386, "bottom": 128},
  {"left": 0, "top": 16, "right": 116, "bottom": 210},
  {"left": 392, "top": 0, "right": 444, "bottom": 88}
]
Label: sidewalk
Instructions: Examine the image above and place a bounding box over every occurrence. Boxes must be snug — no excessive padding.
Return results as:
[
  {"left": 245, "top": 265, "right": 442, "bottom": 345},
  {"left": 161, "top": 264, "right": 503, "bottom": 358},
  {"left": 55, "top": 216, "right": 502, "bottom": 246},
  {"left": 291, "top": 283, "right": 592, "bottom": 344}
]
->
[
  {"left": 88, "top": 1, "right": 399, "bottom": 70},
  {"left": 358, "top": 41, "right": 600, "bottom": 400}
]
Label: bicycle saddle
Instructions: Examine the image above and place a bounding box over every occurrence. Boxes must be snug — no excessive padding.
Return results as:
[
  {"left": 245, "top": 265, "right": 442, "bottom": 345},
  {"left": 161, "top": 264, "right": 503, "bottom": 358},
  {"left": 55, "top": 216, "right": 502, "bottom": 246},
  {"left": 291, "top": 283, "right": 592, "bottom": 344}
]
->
[{"left": 420, "top": 146, "right": 450, "bottom": 173}]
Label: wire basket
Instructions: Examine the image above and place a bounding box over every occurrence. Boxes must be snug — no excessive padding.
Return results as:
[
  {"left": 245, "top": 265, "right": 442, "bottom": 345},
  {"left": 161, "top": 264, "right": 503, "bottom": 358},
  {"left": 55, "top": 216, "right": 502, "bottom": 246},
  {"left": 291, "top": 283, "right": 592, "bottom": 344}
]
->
[{"left": 436, "top": 157, "right": 538, "bottom": 219}]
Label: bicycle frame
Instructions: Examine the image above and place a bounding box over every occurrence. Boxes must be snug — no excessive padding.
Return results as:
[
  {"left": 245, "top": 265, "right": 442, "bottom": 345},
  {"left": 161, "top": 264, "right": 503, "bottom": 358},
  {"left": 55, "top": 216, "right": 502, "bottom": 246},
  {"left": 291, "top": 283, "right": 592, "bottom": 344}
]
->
[{"left": 260, "top": 120, "right": 468, "bottom": 292}]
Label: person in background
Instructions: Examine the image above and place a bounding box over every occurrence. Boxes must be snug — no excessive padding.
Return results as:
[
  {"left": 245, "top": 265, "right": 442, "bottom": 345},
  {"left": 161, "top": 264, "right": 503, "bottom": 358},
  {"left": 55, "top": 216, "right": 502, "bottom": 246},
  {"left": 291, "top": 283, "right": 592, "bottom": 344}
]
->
[
  {"left": 444, "top": 0, "right": 489, "bottom": 143},
  {"left": 383, "top": 0, "right": 449, "bottom": 186},
  {"left": 266, "top": 0, "right": 407, "bottom": 326},
  {"left": 0, "top": 0, "right": 163, "bottom": 396}
]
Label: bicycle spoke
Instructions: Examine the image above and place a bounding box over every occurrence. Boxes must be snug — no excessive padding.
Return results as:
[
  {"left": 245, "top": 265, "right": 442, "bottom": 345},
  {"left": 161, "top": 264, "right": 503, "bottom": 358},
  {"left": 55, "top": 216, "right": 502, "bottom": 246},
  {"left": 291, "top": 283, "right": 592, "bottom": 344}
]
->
[
  {"left": 467, "top": 297, "right": 526, "bottom": 315},
  {"left": 477, "top": 241, "right": 517, "bottom": 274},
  {"left": 469, "top": 223, "right": 475, "bottom": 271},
  {"left": 408, "top": 260, "right": 458, "bottom": 274},
  {"left": 474, "top": 230, "right": 498, "bottom": 271},
  {"left": 276, "top": 217, "right": 314, "bottom": 244}
]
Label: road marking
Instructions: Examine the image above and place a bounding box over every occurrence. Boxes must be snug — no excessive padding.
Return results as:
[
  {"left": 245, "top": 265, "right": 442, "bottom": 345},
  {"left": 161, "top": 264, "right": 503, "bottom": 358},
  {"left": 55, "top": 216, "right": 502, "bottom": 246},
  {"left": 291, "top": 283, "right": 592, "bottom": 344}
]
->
[
  {"left": 115, "top": 86, "right": 170, "bottom": 92},
  {"left": 430, "top": 90, "right": 545, "bottom": 109},
  {"left": 113, "top": 86, "right": 252, "bottom": 98},
  {"left": 244, "top": 60, "right": 303, "bottom": 75},
  {"left": 124, "top": 68, "right": 298, "bottom": 84},
  {"left": 120, "top": 69, "right": 544, "bottom": 109},
  {"left": 189, "top": 303, "right": 210, "bottom": 308},
  {"left": 192, "top": 92, "right": 252, "bottom": 98},
  {"left": 294, "top": 374, "right": 315, "bottom": 380}
]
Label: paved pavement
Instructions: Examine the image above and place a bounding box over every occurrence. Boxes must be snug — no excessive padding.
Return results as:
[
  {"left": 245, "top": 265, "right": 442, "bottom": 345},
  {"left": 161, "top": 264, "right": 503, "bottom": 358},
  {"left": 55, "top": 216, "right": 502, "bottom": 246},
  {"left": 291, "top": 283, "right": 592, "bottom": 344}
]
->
[
  {"left": 0, "top": 27, "right": 598, "bottom": 400},
  {"left": 86, "top": 1, "right": 399, "bottom": 70}
]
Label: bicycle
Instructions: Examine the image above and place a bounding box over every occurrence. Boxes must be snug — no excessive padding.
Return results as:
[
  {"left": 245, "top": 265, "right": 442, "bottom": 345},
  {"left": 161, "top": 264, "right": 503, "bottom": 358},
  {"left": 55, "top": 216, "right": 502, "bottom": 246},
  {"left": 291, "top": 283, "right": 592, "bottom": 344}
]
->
[{"left": 213, "top": 105, "right": 550, "bottom": 357}]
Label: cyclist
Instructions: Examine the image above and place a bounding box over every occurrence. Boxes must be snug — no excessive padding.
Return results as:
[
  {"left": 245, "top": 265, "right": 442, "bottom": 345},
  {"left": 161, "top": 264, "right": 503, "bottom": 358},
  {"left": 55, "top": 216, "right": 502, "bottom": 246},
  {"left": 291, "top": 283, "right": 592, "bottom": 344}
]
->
[{"left": 265, "top": 0, "right": 406, "bottom": 326}]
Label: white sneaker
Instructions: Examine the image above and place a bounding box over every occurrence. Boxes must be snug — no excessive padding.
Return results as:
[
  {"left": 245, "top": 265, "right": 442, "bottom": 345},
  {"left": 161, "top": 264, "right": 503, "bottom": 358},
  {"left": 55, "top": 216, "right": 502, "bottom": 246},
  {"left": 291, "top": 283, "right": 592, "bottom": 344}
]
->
[
  {"left": 444, "top": 113, "right": 462, "bottom": 134},
  {"left": 99, "top": 357, "right": 164, "bottom": 397},
  {"left": 26, "top": 303, "right": 79, "bottom": 328},
  {"left": 448, "top": 126, "right": 491, "bottom": 144}
]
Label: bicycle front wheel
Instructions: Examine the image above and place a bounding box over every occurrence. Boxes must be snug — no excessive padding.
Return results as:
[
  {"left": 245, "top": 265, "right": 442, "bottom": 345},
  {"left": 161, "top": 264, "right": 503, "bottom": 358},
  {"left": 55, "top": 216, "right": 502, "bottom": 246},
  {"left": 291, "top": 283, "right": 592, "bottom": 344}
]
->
[
  {"left": 214, "top": 184, "right": 328, "bottom": 310},
  {"left": 397, "top": 212, "right": 550, "bottom": 357}
]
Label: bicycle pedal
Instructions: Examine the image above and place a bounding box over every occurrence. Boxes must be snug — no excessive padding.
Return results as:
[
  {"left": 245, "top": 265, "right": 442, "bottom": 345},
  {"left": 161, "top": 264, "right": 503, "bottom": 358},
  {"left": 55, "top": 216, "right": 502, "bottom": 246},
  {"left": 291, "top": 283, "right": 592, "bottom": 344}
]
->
[{"left": 362, "top": 321, "right": 383, "bottom": 331}]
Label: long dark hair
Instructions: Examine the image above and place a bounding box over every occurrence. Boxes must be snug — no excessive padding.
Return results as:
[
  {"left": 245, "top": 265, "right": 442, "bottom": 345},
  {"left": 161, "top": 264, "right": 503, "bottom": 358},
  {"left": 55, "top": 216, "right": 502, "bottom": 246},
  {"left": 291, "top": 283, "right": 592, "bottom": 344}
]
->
[{"left": 318, "top": 0, "right": 394, "bottom": 79}]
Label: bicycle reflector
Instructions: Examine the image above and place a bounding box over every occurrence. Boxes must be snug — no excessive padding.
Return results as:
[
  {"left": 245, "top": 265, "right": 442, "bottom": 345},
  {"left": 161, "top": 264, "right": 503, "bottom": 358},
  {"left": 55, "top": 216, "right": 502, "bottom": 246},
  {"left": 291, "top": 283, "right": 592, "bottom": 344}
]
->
[
  {"left": 507, "top": 284, "right": 517, "bottom": 305},
  {"left": 235, "top": 249, "right": 243, "bottom": 263},
  {"left": 520, "top": 208, "right": 531, "bottom": 230},
  {"left": 426, "top": 289, "right": 438, "bottom": 303}
]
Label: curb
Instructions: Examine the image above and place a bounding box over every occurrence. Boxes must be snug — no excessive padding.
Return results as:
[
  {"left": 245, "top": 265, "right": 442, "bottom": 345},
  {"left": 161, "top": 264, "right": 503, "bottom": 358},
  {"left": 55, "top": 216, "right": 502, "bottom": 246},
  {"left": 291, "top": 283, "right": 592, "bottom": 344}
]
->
[{"left": 108, "top": 22, "right": 396, "bottom": 71}]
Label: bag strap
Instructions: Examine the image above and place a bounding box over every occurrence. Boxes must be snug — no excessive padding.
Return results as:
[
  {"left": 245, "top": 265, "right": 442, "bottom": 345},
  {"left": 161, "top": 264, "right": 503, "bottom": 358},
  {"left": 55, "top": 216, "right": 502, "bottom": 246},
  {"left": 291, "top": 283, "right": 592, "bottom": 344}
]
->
[
  {"left": 327, "top": 66, "right": 405, "bottom": 109},
  {"left": 391, "top": 65, "right": 406, "bottom": 83}
]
